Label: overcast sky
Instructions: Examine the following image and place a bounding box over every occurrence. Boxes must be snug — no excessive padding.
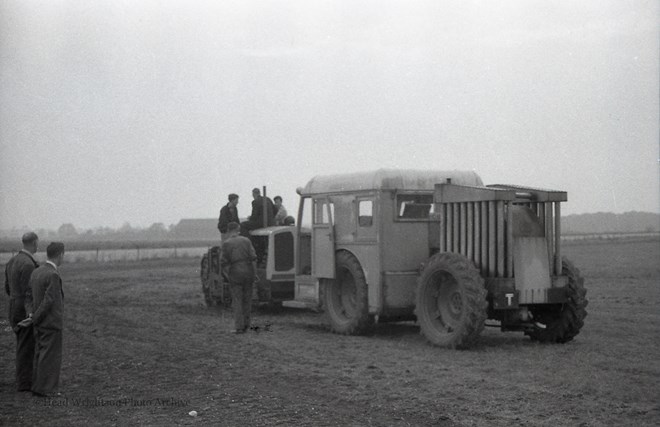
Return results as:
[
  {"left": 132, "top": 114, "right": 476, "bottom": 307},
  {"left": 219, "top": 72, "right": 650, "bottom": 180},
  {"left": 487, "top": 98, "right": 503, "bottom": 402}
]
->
[{"left": 1, "top": 0, "right": 658, "bottom": 230}]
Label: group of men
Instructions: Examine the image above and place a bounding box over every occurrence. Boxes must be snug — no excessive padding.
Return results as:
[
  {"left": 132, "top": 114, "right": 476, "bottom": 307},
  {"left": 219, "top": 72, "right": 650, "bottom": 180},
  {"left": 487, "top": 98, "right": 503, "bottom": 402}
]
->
[
  {"left": 216, "top": 188, "right": 290, "bottom": 241},
  {"left": 4, "top": 232, "right": 66, "bottom": 397},
  {"left": 215, "top": 188, "right": 292, "bottom": 334}
]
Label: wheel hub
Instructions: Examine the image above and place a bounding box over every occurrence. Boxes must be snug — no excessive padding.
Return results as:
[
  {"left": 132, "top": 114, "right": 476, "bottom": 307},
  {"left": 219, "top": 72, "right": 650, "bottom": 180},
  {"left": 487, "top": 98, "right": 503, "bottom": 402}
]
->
[
  {"left": 430, "top": 273, "right": 464, "bottom": 330},
  {"left": 449, "top": 292, "right": 463, "bottom": 314}
]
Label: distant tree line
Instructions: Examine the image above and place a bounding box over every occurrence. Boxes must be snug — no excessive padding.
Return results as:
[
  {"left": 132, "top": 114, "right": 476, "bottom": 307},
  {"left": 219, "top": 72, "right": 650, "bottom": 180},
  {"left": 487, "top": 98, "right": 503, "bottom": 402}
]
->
[
  {"left": 562, "top": 211, "right": 660, "bottom": 235},
  {"left": 3, "top": 222, "right": 177, "bottom": 242}
]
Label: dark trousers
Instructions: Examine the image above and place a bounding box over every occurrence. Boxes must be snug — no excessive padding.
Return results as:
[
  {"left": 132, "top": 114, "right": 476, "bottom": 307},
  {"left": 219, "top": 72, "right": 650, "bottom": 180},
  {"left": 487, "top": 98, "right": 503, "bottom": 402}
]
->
[
  {"left": 32, "top": 326, "right": 62, "bottom": 395},
  {"left": 230, "top": 279, "right": 253, "bottom": 332},
  {"left": 14, "top": 325, "right": 35, "bottom": 391}
]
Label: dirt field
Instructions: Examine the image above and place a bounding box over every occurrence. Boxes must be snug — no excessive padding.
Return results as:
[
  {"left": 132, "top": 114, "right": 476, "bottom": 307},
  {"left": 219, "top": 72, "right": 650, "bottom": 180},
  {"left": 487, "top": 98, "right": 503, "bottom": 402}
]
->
[{"left": 1, "top": 238, "right": 659, "bottom": 426}]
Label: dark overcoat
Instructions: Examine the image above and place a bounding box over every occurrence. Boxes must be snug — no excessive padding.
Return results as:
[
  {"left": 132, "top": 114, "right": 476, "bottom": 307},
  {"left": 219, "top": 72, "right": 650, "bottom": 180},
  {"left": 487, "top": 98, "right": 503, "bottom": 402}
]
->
[
  {"left": 30, "top": 263, "right": 64, "bottom": 330},
  {"left": 4, "top": 251, "right": 38, "bottom": 327}
]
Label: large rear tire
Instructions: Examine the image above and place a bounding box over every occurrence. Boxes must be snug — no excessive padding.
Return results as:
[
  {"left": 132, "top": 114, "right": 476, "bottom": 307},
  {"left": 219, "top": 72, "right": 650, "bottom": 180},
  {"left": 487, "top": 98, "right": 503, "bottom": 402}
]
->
[
  {"left": 415, "top": 252, "right": 487, "bottom": 349},
  {"left": 323, "top": 251, "right": 374, "bottom": 335},
  {"left": 526, "top": 258, "right": 588, "bottom": 343}
]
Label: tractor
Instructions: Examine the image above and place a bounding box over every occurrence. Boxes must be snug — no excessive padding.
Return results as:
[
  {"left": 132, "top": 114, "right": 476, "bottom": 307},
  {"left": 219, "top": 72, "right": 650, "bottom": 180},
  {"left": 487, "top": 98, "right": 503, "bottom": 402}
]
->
[
  {"left": 200, "top": 225, "right": 303, "bottom": 309},
  {"left": 200, "top": 168, "right": 587, "bottom": 348}
]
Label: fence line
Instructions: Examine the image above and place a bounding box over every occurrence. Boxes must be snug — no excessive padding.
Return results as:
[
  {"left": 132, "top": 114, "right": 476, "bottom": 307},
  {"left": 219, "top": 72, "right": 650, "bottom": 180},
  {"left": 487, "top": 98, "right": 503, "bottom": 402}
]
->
[
  {"left": 0, "top": 246, "right": 211, "bottom": 266},
  {"left": 562, "top": 231, "right": 660, "bottom": 241}
]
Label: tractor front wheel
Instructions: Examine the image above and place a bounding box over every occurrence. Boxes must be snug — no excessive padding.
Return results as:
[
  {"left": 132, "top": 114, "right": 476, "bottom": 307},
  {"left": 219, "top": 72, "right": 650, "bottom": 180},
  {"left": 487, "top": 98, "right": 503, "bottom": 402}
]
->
[
  {"left": 526, "top": 258, "right": 588, "bottom": 343},
  {"left": 323, "top": 251, "right": 374, "bottom": 335},
  {"left": 415, "top": 252, "right": 487, "bottom": 349}
]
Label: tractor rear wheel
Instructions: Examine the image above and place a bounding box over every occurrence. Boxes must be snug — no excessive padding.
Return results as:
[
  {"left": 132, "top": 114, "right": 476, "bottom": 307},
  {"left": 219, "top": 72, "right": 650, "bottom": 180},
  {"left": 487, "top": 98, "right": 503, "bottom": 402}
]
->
[
  {"left": 323, "top": 251, "right": 374, "bottom": 335},
  {"left": 526, "top": 258, "right": 588, "bottom": 343},
  {"left": 415, "top": 252, "right": 487, "bottom": 349},
  {"left": 200, "top": 253, "right": 215, "bottom": 307}
]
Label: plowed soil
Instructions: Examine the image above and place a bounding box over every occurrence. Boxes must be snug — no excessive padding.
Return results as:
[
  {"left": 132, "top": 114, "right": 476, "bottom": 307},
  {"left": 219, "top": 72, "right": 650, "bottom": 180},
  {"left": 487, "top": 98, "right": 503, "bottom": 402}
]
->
[{"left": 1, "top": 238, "right": 659, "bottom": 426}]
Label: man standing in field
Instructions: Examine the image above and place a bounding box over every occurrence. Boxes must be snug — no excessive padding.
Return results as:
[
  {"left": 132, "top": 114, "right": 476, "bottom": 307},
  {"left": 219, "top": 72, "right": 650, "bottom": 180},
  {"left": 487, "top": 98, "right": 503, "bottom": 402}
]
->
[
  {"left": 220, "top": 222, "right": 257, "bottom": 334},
  {"left": 218, "top": 193, "right": 240, "bottom": 241},
  {"left": 4, "top": 232, "right": 39, "bottom": 392},
  {"left": 30, "top": 242, "right": 65, "bottom": 397}
]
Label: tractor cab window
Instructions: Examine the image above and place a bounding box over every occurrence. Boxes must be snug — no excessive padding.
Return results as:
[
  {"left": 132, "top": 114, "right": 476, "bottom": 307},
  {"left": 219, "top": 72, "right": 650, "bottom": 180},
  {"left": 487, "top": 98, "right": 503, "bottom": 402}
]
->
[
  {"left": 297, "top": 196, "right": 312, "bottom": 275},
  {"left": 299, "top": 196, "right": 312, "bottom": 227},
  {"left": 397, "top": 193, "right": 434, "bottom": 220},
  {"left": 314, "top": 199, "right": 334, "bottom": 224},
  {"left": 358, "top": 200, "right": 373, "bottom": 227},
  {"left": 355, "top": 197, "right": 377, "bottom": 241}
]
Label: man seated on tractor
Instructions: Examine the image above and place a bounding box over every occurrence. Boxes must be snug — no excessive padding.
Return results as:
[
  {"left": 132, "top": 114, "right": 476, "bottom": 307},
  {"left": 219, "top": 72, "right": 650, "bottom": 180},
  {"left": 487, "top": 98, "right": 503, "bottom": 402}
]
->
[
  {"left": 240, "top": 188, "right": 275, "bottom": 261},
  {"left": 273, "top": 196, "right": 288, "bottom": 225},
  {"left": 240, "top": 188, "right": 274, "bottom": 233}
]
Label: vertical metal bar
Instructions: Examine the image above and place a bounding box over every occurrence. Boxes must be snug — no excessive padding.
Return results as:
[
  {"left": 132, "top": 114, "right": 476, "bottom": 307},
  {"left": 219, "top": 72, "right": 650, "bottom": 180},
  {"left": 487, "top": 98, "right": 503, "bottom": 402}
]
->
[
  {"left": 488, "top": 201, "right": 496, "bottom": 277},
  {"left": 447, "top": 204, "right": 453, "bottom": 252},
  {"left": 506, "top": 202, "right": 514, "bottom": 277},
  {"left": 481, "top": 202, "right": 488, "bottom": 276},
  {"left": 461, "top": 203, "right": 467, "bottom": 256},
  {"left": 497, "top": 201, "right": 505, "bottom": 277},
  {"left": 458, "top": 203, "right": 463, "bottom": 255},
  {"left": 554, "top": 202, "right": 562, "bottom": 276},
  {"left": 262, "top": 186, "right": 268, "bottom": 228},
  {"left": 538, "top": 203, "right": 545, "bottom": 229},
  {"left": 453, "top": 203, "right": 460, "bottom": 253},
  {"left": 296, "top": 196, "right": 305, "bottom": 274},
  {"left": 545, "top": 203, "right": 554, "bottom": 273},
  {"left": 474, "top": 202, "right": 481, "bottom": 268},
  {"left": 467, "top": 202, "right": 474, "bottom": 261},
  {"left": 439, "top": 204, "right": 446, "bottom": 253}
]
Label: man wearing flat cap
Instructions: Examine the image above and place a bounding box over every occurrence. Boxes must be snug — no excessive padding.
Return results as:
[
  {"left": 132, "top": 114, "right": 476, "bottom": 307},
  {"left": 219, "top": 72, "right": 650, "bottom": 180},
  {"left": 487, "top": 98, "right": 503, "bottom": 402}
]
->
[
  {"left": 218, "top": 193, "right": 240, "bottom": 241},
  {"left": 220, "top": 222, "right": 257, "bottom": 333},
  {"left": 4, "top": 232, "right": 39, "bottom": 392},
  {"left": 30, "top": 242, "right": 65, "bottom": 397}
]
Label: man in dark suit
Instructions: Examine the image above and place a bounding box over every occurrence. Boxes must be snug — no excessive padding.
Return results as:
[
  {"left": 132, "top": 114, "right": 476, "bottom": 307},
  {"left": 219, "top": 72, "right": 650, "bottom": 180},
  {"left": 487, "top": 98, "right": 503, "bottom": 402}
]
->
[
  {"left": 240, "top": 188, "right": 275, "bottom": 259},
  {"left": 218, "top": 193, "right": 240, "bottom": 241},
  {"left": 241, "top": 188, "right": 275, "bottom": 234},
  {"left": 30, "top": 242, "right": 65, "bottom": 397},
  {"left": 4, "top": 232, "right": 39, "bottom": 391}
]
